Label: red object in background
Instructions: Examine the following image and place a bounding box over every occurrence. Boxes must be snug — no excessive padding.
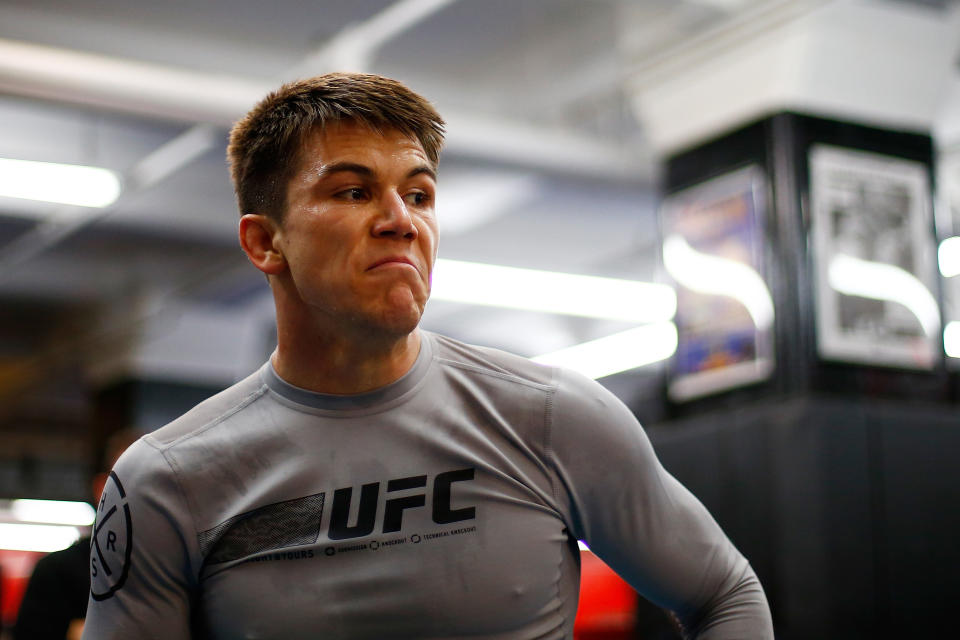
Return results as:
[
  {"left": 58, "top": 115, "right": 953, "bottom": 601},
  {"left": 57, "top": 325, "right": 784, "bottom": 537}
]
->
[
  {"left": 574, "top": 548, "right": 637, "bottom": 639},
  {"left": 0, "top": 549, "right": 44, "bottom": 630}
]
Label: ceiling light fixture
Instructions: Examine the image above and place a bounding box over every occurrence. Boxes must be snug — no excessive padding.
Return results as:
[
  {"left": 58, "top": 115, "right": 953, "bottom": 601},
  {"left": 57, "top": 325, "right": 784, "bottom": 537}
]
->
[
  {"left": 944, "top": 321, "right": 960, "bottom": 358},
  {"left": 431, "top": 259, "right": 676, "bottom": 323},
  {"left": 532, "top": 322, "right": 678, "bottom": 379},
  {"left": 938, "top": 236, "right": 960, "bottom": 277},
  {"left": 0, "top": 157, "right": 121, "bottom": 208},
  {"left": 11, "top": 499, "right": 96, "bottom": 527},
  {"left": 0, "top": 522, "right": 82, "bottom": 553}
]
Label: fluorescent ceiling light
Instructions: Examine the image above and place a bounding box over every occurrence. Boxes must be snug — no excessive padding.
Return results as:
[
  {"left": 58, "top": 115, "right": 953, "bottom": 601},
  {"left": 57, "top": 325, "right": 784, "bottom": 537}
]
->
[
  {"left": 938, "top": 236, "right": 960, "bottom": 277},
  {"left": 944, "top": 321, "right": 960, "bottom": 358},
  {"left": 12, "top": 499, "right": 96, "bottom": 526},
  {"left": 0, "top": 522, "right": 81, "bottom": 552},
  {"left": 662, "top": 234, "right": 775, "bottom": 330},
  {"left": 0, "top": 157, "right": 121, "bottom": 207},
  {"left": 828, "top": 254, "right": 940, "bottom": 337},
  {"left": 432, "top": 259, "right": 676, "bottom": 323},
  {"left": 532, "top": 322, "right": 678, "bottom": 379}
]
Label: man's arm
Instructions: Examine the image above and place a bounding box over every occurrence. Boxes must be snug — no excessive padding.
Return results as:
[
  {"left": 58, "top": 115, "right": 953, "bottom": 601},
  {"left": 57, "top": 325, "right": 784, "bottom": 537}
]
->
[
  {"left": 81, "top": 438, "right": 198, "bottom": 639},
  {"left": 548, "top": 368, "right": 774, "bottom": 639}
]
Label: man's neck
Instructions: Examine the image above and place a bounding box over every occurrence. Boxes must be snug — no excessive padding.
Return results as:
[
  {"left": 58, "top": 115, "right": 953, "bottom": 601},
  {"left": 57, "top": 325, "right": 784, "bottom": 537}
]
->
[{"left": 271, "top": 322, "right": 422, "bottom": 395}]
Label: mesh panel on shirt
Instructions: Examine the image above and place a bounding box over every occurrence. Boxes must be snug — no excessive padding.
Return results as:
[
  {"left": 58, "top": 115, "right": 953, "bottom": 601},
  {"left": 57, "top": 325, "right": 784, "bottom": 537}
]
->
[{"left": 198, "top": 492, "right": 325, "bottom": 565}]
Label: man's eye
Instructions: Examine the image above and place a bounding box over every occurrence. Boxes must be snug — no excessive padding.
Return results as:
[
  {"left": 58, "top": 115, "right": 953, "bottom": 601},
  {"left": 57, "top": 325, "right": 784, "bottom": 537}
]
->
[
  {"left": 405, "top": 191, "right": 431, "bottom": 206},
  {"left": 338, "top": 188, "right": 366, "bottom": 201}
]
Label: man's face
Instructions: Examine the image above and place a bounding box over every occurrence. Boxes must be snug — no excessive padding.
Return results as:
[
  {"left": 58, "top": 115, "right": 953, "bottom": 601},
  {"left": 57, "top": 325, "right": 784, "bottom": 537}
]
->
[{"left": 274, "top": 121, "right": 439, "bottom": 338}]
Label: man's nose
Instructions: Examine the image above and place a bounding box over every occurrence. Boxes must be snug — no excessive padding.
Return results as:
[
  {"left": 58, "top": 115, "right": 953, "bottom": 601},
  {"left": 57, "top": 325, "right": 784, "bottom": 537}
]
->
[{"left": 372, "top": 191, "right": 418, "bottom": 240}]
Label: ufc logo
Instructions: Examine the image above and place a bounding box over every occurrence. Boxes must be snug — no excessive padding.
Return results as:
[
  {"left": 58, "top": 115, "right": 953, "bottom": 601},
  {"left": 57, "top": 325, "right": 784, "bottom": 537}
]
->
[{"left": 328, "top": 468, "right": 475, "bottom": 541}]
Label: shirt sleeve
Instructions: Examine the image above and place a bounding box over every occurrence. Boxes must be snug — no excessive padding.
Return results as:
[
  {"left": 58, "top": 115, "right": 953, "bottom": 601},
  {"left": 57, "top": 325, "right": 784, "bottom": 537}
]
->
[
  {"left": 81, "top": 438, "right": 200, "bottom": 640},
  {"left": 547, "top": 367, "right": 774, "bottom": 639}
]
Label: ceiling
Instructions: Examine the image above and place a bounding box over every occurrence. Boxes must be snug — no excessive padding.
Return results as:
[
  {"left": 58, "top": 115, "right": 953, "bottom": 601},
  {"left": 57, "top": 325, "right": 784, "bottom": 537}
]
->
[{"left": 1, "top": 0, "right": 959, "bottom": 443}]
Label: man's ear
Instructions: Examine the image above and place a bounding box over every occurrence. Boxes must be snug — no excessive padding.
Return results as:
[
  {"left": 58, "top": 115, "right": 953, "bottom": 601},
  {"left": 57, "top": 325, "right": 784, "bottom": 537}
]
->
[{"left": 239, "top": 214, "right": 286, "bottom": 275}]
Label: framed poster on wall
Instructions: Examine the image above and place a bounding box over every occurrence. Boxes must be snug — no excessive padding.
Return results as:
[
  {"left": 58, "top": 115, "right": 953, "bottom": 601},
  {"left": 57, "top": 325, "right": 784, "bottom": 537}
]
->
[
  {"left": 809, "top": 145, "right": 940, "bottom": 370},
  {"left": 937, "top": 149, "right": 960, "bottom": 368},
  {"left": 661, "top": 166, "right": 774, "bottom": 402}
]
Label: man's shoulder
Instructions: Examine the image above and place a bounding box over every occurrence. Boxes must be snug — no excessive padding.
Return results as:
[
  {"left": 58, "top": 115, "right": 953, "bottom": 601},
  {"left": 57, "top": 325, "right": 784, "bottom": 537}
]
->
[
  {"left": 145, "top": 367, "right": 268, "bottom": 448},
  {"left": 426, "top": 331, "right": 605, "bottom": 399},
  {"left": 426, "top": 331, "right": 557, "bottom": 391},
  {"left": 426, "top": 332, "right": 634, "bottom": 425}
]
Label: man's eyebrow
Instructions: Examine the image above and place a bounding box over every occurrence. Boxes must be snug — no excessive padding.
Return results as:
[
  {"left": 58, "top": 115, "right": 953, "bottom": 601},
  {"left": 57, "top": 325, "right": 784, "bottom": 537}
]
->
[
  {"left": 315, "top": 162, "right": 374, "bottom": 179},
  {"left": 408, "top": 165, "right": 437, "bottom": 182},
  {"left": 314, "top": 162, "right": 436, "bottom": 182}
]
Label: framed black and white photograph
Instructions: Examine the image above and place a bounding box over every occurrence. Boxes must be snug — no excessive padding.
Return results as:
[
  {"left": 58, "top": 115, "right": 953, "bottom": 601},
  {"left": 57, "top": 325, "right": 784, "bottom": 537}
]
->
[
  {"left": 810, "top": 144, "right": 939, "bottom": 369},
  {"left": 661, "top": 166, "right": 775, "bottom": 402}
]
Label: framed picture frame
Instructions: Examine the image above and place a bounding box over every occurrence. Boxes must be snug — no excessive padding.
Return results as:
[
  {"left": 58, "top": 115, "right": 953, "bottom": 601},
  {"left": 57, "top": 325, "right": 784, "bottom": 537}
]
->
[
  {"left": 937, "top": 149, "right": 960, "bottom": 368},
  {"left": 809, "top": 144, "right": 939, "bottom": 369},
  {"left": 661, "top": 166, "right": 774, "bottom": 402}
]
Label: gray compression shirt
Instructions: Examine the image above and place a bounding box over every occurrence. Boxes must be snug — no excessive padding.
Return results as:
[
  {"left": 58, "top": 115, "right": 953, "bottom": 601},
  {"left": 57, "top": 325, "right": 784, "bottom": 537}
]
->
[{"left": 82, "top": 331, "right": 773, "bottom": 639}]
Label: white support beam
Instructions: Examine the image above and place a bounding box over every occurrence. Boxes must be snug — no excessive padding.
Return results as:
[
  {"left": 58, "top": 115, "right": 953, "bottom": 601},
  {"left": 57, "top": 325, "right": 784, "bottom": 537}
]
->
[
  {"left": 442, "top": 110, "right": 645, "bottom": 181},
  {"left": 0, "top": 38, "right": 267, "bottom": 128},
  {"left": 932, "top": 1, "right": 960, "bottom": 152},
  {"left": 288, "top": 0, "right": 460, "bottom": 75},
  {"left": 630, "top": 0, "right": 960, "bottom": 155},
  {"left": 0, "top": 33, "right": 639, "bottom": 179}
]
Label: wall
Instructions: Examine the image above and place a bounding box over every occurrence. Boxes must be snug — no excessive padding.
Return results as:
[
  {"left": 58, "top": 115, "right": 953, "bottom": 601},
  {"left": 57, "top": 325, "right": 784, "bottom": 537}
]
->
[{"left": 648, "top": 394, "right": 960, "bottom": 639}]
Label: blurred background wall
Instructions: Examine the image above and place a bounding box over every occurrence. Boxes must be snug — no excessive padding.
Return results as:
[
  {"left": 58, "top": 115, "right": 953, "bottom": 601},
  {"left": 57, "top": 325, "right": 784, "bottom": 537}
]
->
[{"left": 0, "top": 1, "right": 958, "bottom": 638}]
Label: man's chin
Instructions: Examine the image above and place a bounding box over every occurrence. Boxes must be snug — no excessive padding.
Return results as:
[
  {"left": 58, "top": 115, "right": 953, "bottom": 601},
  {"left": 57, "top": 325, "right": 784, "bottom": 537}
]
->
[
  {"left": 346, "top": 303, "right": 422, "bottom": 341},
  {"left": 377, "top": 307, "right": 423, "bottom": 337},
  {"left": 376, "top": 288, "right": 426, "bottom": 333}
]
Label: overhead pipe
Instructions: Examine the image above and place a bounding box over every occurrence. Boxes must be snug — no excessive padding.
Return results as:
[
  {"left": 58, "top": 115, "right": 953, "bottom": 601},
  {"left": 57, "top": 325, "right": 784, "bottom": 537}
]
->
[{"left": 0, "top": 35, "right": 641, "bottom": 178}]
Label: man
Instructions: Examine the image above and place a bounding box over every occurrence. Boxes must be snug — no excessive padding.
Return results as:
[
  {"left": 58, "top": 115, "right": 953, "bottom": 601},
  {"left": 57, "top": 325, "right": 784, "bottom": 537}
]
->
[{"left": 83, "top": 72, "right": 774, "bottom": 639}]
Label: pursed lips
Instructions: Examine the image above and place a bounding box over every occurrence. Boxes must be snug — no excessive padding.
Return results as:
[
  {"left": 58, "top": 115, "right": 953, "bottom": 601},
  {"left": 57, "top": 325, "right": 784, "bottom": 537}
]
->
[{"left": 367, "top": 256, "right": 420, "bottom": 276}]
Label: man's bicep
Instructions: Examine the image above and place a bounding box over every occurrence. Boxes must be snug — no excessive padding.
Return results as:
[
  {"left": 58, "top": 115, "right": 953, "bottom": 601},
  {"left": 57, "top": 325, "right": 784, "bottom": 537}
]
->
[
  {"left": 82, "top": 442, "right": 197, "bottom": 639},
  {"left": 549, "top": 368, "right": 771, "bottom": 636}
]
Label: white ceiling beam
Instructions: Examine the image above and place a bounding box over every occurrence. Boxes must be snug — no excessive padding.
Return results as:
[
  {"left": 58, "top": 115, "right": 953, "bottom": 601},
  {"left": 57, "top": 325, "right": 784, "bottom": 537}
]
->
[
  {"left": 0, "top": 38, "right": 266, "bottom": 128},
  {"left": 443, "top": 109, "right": 645, "bottom": 181},
  {"left": 932, "top": 2, "right": 960, "bottom": 151},
  {"left": 0, "top": 34, "right": 640, "bottom": 179},
  {"left": 629, "top": 0, "right": 959, "bottom": 155},
  {"left": 287, "top": 0, "right": 460, "bottom": 75}
]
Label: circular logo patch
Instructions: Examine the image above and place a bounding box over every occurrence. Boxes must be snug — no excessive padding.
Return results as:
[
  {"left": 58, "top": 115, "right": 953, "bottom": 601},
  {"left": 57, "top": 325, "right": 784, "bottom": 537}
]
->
[{"left": 90, "top": 471, "right": 134, "bottom": 601}]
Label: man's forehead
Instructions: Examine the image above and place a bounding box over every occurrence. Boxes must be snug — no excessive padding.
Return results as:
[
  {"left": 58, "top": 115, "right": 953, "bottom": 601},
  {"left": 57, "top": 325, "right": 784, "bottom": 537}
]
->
[{"left": 301, "top": 121, "right": 429, "bottom": 164}]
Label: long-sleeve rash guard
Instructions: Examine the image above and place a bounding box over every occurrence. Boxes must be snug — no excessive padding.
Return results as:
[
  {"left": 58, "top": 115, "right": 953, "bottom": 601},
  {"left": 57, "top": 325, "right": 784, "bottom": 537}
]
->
[{"left": 83, "top": 331, "right": 773, "bottom": 639}]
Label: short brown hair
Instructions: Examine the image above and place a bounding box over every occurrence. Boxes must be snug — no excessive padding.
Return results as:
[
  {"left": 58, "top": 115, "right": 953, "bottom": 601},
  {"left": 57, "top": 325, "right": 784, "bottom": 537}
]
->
[{"left": 227, "top": 72, "right": 445, "bottom": 221}]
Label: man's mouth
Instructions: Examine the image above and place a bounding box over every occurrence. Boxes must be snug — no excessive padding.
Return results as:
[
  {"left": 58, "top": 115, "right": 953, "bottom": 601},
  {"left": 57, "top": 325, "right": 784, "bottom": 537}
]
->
[{"left": 367, "top": 256, "right": 419, "bottom": 273}]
